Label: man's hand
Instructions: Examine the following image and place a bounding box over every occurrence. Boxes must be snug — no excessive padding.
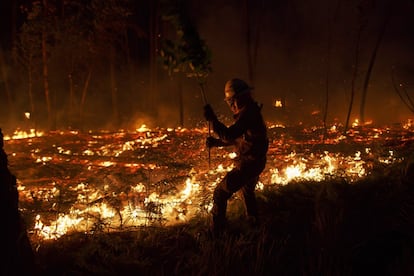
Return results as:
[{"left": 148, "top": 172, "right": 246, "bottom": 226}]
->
[
  {"left": 203, "top": 104, "right": 217, "bottom": 122},
  {"left": 206, "top": 137, "right": 221, "bottom": 148}
]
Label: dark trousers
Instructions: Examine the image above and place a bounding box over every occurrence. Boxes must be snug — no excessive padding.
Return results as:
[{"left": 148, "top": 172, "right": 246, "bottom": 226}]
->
[{"left": 211, "top": 158, "right": 266, "bottom": 231}]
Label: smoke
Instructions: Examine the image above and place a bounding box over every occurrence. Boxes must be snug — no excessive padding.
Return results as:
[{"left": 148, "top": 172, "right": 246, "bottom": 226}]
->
[
  {"left": 2, "top": 0, "right": 414, "bottom": 131},
  {"left": 191, "top": 0, "right": 414, "bottom": 126}
]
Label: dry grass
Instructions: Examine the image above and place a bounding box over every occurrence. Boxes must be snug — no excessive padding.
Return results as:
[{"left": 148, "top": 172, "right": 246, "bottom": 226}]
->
[{"left": 31, "top": 161, "right": 414, "bottom": 276}]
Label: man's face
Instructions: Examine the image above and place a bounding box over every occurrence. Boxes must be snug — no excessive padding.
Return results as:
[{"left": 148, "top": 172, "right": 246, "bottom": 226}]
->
[{"left": 225, "top": 97, "right": 239, "bottom": 114}]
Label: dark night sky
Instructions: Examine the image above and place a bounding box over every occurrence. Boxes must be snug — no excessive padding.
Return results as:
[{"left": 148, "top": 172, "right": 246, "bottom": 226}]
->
[{"left": 1, "top": 0, "right": 414, "bottom": 127}]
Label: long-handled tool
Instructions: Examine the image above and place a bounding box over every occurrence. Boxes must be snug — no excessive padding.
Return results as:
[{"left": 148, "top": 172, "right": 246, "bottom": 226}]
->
[{"left": 199, "top": 82, "right": 211, "bottom": 168}]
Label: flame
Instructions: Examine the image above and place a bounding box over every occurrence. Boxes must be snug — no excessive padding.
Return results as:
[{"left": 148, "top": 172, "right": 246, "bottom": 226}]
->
[
  {"left": 352, "top": 119, "right": 360, "bottom": 128},
  {"left": 403, "top": 119, "right": 413, "bottom": 129},
  {"left": 4, "top": 129, "right": 44, "bottom": 140},
  {"left": 269, "top": 150, "right": 367, "bottom": 185},
  {"left": 136, "top": 124, "right": 150, "bottom": 132},
  {"left": 5, "top": 121, "right": 412, "bottom": 241},
  {"left": 274, "top": 99, "right": 283, "bottom": 108}
]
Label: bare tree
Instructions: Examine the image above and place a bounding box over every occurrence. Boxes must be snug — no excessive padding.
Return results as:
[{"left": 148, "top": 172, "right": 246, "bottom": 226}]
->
[
  {"left": 0, "top": 47, "right": 13, "bottom": 122},
  {"left": 345, "top": 20, "right": 364, "bottom": 133},
  {"left": 391, "top": 67, "right": 414, "bottom": 113},
  {"left": 149, "top": 0, "right": 160, "bottom": 116},
  {"left": 344, "top": 1, "right": 369, "bottom": 134},
  {"left": 359, "top": 1, "right": 392, "bottom": 123},
  {"left": 242, "top": 0, "right": 264, "bottom": 85},
  {"left": 16, "top": 0, "right": 54, "bottom": 127},
  {"left": 41, "top": 0, "right": 53, "bottom": 129},
  {"left": 91, "top": 0, "right": 136, "bottom": 126},
  {"left": 323, "top": 0, "right": 341, "bottom": 140}
]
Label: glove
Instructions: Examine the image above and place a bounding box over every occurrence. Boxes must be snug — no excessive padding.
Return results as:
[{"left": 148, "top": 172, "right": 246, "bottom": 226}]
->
[
  {"left": 203, "top": 104, "right": 217, "bottom": 122},
  {"left": 206, "top": 136, "right": 221, "bottom": 148}
]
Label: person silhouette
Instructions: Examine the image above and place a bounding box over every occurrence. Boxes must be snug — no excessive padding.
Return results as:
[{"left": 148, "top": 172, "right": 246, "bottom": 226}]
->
[{"left": 203, "top": 78, "right": 269, "bottom": 236}]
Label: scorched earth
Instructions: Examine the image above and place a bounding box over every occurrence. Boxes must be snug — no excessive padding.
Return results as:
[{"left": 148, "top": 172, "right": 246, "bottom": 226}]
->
[{"left": 3, "top": 121, "right": 413, "bottom": 241}]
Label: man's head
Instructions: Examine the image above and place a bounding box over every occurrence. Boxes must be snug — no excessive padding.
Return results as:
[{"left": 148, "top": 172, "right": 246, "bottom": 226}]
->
[{"left": 224, "top": 78, "right": 253, "bottom": 114}]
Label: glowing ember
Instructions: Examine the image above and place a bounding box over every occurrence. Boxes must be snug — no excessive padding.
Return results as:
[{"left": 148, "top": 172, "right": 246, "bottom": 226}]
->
[
  {"left": 274, "top": 99, "right": 283, "bottom": 108},
  {"left": 3, "top": 122, "right": 413, "bottom": 240},
  {"left": 4, "top": 129, "right": 44, "bottom": 140}
]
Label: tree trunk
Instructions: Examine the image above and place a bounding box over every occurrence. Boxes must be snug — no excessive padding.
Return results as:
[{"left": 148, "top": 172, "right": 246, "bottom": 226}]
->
[
  {"left": 28, "top": 53, "right": 35, "bottom": 129},
  {"left": 345, "top": 26, "right": 363, "bottom": 134},
  {"left": 80, "top": 66, "right": 92, "bottom": 131},
  {"left": 359, "top": 4, "right": 392, "bottom": 123},
  {"left": 68, "top": 70, "right": 74, "bottom": 124},
  {"left": 178, "top": 77, "right": 184, "bottom": 127},
  {"left": 243, "top": 0, "right": 253, "bottom": 83},
  {"left": 110, "top": 46, "right": 119, "bottom": 126},
  {"left": 391, "top": 67, "right": 414, "bottom": 113},
  {"left": 0, "top": 47, "right": 13, "bottom": 121},
  {"left": 243, "top": 0, "right": 262, "bottom": 85},
  {"left": 10, "top": 0, "right": 18, "bottom": 63},
  {"left": 149, "top": 0, "right": 160, "bottom": 116},
  {"left": 42, "top": 0, "right": 52, "bottom": 129},
  {"left": 323, "top": 0, "right": 341, "bottom": 140}
]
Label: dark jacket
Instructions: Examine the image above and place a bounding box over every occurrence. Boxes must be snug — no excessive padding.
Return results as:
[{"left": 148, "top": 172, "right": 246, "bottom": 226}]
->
[{"left": 212, "top": 100, "right": 268, "bottom": 166}]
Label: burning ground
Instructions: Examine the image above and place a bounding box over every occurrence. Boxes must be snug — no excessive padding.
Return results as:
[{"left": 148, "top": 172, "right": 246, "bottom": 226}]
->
[
  {"left": 3, "top": 122, "right": 413, "bottom": 239},
  {"left": 4, "top": 121, "right": 414, "bottom": 274}
]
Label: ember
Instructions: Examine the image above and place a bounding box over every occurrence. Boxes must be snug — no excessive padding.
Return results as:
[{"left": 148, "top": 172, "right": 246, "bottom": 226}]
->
[{"left": 3, "top": 122, "right": 414, "bottom": 241}]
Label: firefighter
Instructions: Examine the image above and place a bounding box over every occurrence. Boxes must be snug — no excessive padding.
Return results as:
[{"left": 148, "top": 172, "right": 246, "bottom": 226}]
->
[{"left": 203, "top": 78, "right": 269, "bottom": 237}]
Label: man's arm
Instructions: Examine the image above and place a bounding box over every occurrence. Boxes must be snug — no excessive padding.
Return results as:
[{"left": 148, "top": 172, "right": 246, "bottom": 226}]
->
[
  {"left": 206, "top": 136, "right": 233, "bottom": 148},
  {"left": 212, "top": 114, "right": 247, "bottom": 142}
]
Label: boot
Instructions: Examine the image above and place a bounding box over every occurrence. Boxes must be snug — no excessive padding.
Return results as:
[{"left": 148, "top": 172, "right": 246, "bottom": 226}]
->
[{"left": 209, "top": 216, "right": 226, "bottom": 238}]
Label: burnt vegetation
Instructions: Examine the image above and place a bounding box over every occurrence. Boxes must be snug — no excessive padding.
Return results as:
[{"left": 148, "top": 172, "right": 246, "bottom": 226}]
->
[
  {"left": 33, "top": 162, "right": 414, "bottom": 275},
  {"left": 3, "top": 125, "right": 413, "bottom": 276}
]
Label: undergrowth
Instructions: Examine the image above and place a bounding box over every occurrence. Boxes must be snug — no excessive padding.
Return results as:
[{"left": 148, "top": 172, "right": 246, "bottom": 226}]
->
[{"left": 32, "top": 162, "right": 414, "bottom": 276}]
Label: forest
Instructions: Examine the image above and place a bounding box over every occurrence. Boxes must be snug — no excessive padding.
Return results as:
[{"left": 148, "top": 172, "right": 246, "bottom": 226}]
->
[
  {"left": 1, "top": 0, "right": 414, "bottom": 133},
  {"left": 1, "top": 1, "right": 414, "bottom": 275},
  {"left": 0, "top": 0, "right": 214, "bottom": 131}
]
